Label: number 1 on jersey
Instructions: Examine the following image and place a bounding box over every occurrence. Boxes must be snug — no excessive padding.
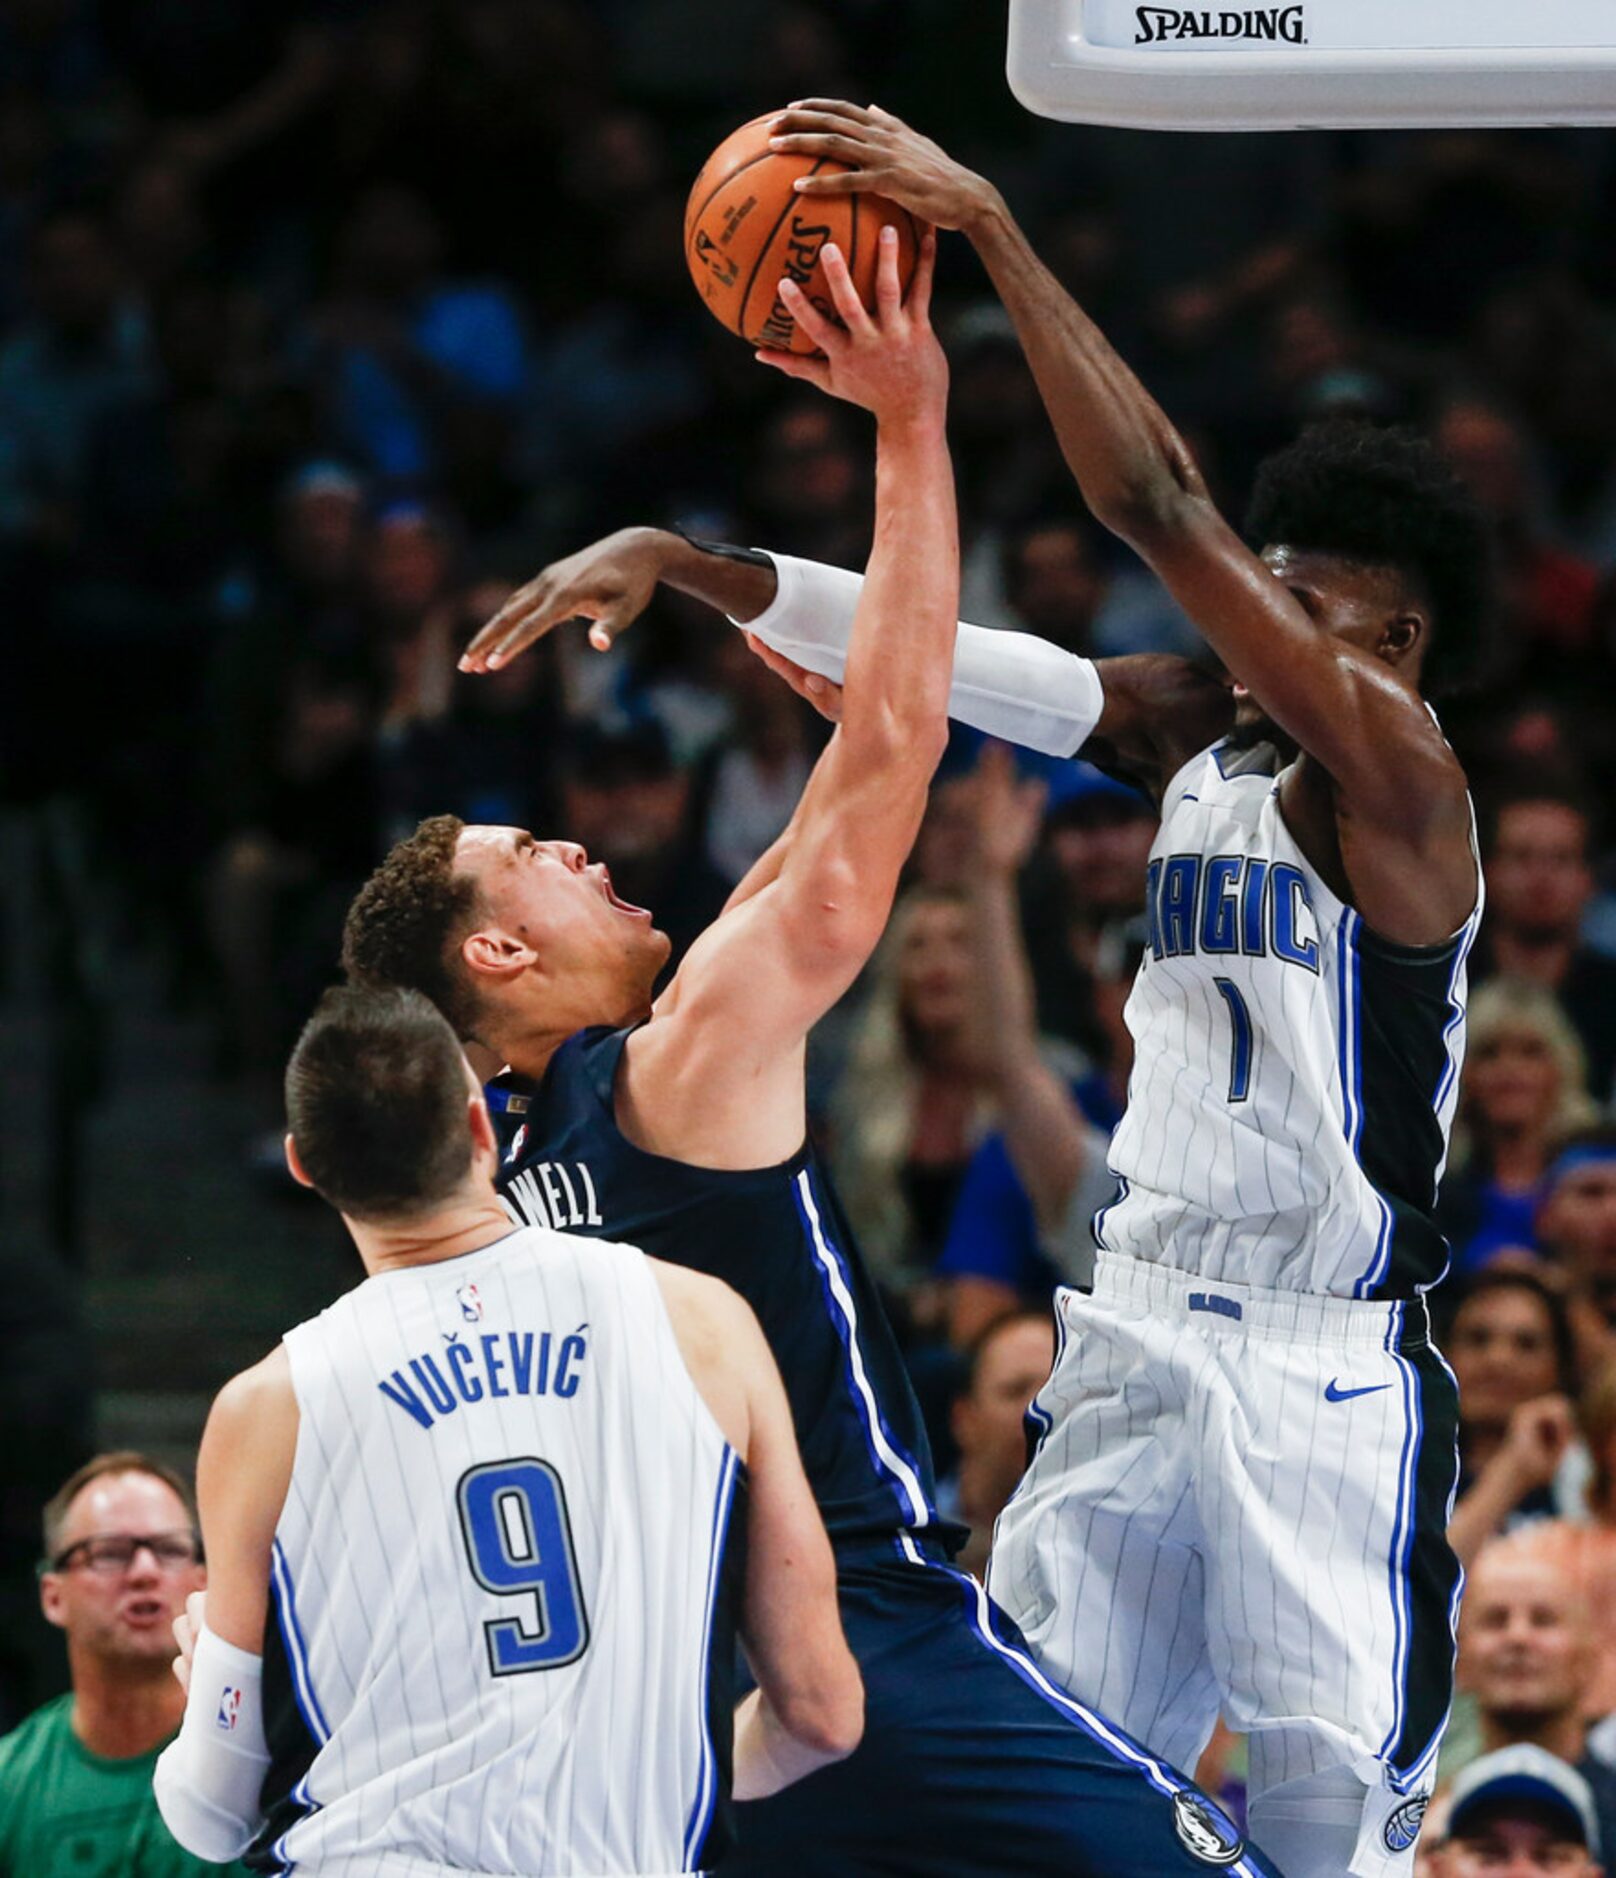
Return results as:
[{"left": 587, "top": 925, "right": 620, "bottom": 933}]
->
[
  {"left": 457, "top": 1459, "right": 590, "bottom": 1675},
  {"left": 1214, "top": 977, "right": 1254, "bottom": 1104}
]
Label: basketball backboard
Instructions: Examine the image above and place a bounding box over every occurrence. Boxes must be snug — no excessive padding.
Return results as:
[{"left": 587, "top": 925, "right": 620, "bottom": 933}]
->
[{"left": 1007, "top": 0, "right": 1616, "bottom": 130}]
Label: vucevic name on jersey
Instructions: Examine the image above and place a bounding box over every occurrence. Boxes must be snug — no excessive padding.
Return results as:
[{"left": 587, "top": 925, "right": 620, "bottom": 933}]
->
[
  {"left": 1099, "top": 738, "right": 1480, "bottom": 1302},
  {"left": 259, "top": 1228, "right": 742, "bottom": 1877}
]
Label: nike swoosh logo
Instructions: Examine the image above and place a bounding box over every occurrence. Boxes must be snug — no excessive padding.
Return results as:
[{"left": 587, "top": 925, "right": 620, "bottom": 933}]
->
[{"left": 1325, "top": 1379, "right": 1393, "bottom": 1403}]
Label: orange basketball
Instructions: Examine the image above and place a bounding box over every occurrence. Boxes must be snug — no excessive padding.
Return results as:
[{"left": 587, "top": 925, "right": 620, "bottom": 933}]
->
[{"left": 685, "top": 112, "right": 920, "bottom": 355}]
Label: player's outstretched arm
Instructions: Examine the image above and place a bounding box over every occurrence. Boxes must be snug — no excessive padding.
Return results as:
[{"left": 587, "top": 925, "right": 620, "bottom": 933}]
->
[
  {"left": 772, "top": 104, "right": 1473, "bottom": 911},
  {"left": 618, "top": 230, "right": 962, "bottom": 1166},
  {"left": 153, "top": 1349, "right": 297, "bottom": 1862},
  {"left": 653, "top": 1264, "right": 863, "bottom": 1797},
  {"left": 460, "top": 522, "right": 1165, "bottom": 777}
]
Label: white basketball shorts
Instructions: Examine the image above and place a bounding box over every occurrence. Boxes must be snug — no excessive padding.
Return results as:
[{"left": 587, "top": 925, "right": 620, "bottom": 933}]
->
[{"left": 987, "top": 1253, "right": 1462, "bottom": 1878}]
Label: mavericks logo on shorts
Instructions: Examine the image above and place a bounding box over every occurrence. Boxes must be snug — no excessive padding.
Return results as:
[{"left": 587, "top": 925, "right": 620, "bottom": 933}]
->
[
  {"left": 1384, "top": 1796, "right": 1429, "bottom": 1854},
  {"left": 1173, "top": 1790, "right": 1246, "bottom": 1866}
]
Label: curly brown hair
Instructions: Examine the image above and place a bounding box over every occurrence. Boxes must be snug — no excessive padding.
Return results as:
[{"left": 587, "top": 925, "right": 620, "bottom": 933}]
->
[{"left": 341, "top": 815, "right": 484, "bottom": 1038}]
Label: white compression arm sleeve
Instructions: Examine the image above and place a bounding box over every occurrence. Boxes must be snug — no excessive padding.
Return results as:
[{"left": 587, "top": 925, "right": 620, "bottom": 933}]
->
[
  {"left": 735, "top": 552, "right": 1105, "bottom": 759},
  {"left": 153, "top": 1625, "right": 272, "bottom": 1863}
]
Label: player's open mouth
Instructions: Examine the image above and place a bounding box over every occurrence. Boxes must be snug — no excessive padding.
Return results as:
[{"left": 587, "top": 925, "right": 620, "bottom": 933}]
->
[
  {"left": 1232, "top": 682, "right": 1250, "bottom": 699},
  {"left": 598, "top": 868, "right": 652, "bottom": 920},
  {"left": 122, "top": 1598, "right": 166, "bottom": 1626}
]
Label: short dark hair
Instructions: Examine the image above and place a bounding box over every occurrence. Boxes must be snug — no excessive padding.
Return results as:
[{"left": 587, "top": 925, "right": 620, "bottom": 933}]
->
[
  {"left": 285, "top": 984, "right": 477, "bottom": 1222},
  {"left": 1245, "top": 419, "right": 1494, "bottom": 697},
  {"left": 1482, "top": 780, "right": 1598, "bottom": 857},
  {"left": 962, "top": 1309, "right": 1055, "bottom": 1398},
  {"left": 42, "top": 1451, "right": 196, "bottom": 1561},
  {"left": 1444, "top": 1266, "right": 1578, "bottom": 1399},
  {"left": 341, "top": 815, "right": 483, "bottom": 1037}
]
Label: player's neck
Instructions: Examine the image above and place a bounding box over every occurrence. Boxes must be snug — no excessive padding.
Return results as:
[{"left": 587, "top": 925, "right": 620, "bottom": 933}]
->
[
  {"left": 475, "top": 998, "right": 622, "bottom": 1083},
  {"left": 351, "top": 1194, "right": 520, "bottom": 1276},
  {"left": 68, "top": 1652, "right": 184, "bottom": 1760},
  {"left": 1480, "top": 1706, "right": 1585, "bottom": 1766}
]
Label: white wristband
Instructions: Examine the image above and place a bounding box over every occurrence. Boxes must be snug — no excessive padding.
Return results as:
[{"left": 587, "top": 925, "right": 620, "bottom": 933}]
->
[
  {"left": 735, "top": 552, "right": 1105, "bottom": 759},
  {"left": 153, "top": 1624, "right": 272, "bottom": 1863}
]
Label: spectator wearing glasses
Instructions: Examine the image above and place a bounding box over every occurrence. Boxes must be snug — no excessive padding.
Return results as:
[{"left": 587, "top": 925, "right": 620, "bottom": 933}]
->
[{"left": 0, "top": 1451, "right": 244, "bottom": 1875}]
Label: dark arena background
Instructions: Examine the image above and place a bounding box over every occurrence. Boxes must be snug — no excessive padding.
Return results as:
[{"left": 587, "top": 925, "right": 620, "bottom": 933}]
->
[{"left": 4, "top": 0, "right": 1616, "bottom": 1850}]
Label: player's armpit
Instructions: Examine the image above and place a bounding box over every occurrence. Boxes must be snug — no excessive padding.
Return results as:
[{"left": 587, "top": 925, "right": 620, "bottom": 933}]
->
[{"left": 1082, "top": 653, "right": 1235, "bottom": 802}]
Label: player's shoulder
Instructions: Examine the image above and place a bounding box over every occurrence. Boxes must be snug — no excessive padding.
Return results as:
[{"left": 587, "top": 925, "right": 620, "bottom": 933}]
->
[
  {"left": 214, "top": 1344, "right": 293, "bottom": 1419},
  {"left": 205, "top": 1347, "right": 297, "bottom": 1472}
]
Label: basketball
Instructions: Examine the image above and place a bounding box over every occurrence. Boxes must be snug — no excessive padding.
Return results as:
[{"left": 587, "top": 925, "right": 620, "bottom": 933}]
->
[{"left": 685, "top": 112, "right": 920, "bottom": 354}]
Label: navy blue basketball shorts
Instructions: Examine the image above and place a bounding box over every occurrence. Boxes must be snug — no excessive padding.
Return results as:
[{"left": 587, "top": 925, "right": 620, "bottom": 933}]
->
[{"left": 724, "top": 1537, "right": 1284, "bottom": 1877}]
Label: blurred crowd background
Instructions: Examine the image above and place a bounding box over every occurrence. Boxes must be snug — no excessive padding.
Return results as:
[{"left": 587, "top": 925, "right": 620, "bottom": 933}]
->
[{"left": 5, "top": 0, "right": 1616, "bottom": 1847}]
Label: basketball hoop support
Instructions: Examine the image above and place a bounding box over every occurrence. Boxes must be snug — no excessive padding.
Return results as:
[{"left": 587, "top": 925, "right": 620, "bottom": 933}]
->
[{"left": 1008, "top": 0, "right": 1616, "bottom": 130}]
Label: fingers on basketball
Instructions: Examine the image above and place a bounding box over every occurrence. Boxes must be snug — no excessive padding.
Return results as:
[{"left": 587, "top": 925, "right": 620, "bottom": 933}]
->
[
  {"left": 779, "top": 275, "right": 842, "bottom": 353},
  {"left": 873, "top": 226, "right": 904, "bottom": 322},
  {"left": 816, "top": 243, "right": 875, "bottom": 336},
  {"left": 788, "top": 98, "right": 869, "bottom": 123},
  {"left": 686, "top": 112, "right": 919, "bottom": 354},
  {"left": 908, "top": 227, "right": 937, "bottom": 319}
]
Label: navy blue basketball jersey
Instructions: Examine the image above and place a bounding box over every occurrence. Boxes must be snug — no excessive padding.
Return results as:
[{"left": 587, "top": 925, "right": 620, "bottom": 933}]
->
[{"left": 490, "top": 1025, "right": 953, "bottom": 1549}]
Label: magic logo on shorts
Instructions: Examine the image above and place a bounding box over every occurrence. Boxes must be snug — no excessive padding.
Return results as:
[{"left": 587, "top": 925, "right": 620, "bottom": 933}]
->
[
  {"left": 1384, "top": 1796, "right": 1429, "bottom": 1854},
  {"left": 1135, "top": 6, "right": 1306, "bottom": 42}
]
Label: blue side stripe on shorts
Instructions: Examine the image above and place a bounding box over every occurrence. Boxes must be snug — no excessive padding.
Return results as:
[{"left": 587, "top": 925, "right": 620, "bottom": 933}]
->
[
  {"left": 1377, "top": 1305, "right": 1423, "bottom": 1781},
  {"left": 901, "top": 1548, "right": 1268, "bottom": 1878}
]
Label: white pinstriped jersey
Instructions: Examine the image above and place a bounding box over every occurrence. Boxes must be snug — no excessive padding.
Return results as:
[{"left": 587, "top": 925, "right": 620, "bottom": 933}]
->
[
  {"left": 257, "top": 1227, "right": 741, "bottom": 1878},
  {"left": 1099, "top": 737, "right": 1481, "bottom": 1300}
]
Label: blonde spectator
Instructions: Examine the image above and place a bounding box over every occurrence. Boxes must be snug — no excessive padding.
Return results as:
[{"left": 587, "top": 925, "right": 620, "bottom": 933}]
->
[
  {"left": 1438, "top": 978, "right": 1599, "bottom": 1275},
  {"left": 829, "top": 886, "right": 999, "bottom": 1290},
  {"left": 938, "top": 744, "right": 1124, "bottom": 1346}
]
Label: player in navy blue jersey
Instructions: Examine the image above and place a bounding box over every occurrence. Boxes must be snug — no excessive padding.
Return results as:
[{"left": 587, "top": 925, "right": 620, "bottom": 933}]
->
[{"left": 342, "top": 233, "right": 1279, "bottom": 1876}]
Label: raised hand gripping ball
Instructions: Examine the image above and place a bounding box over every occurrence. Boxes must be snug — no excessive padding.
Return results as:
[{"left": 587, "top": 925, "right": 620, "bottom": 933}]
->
[{"left": 685, "top": 112, "right": 919, "bottom": 355}]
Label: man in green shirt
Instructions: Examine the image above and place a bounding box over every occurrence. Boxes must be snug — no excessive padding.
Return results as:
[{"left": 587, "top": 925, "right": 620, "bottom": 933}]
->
[{"left": 0, "top": 1451, "right": 247, "bottom": 1877}]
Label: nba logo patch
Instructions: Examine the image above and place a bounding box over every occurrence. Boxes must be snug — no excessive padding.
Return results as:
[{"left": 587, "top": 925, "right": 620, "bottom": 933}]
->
[
  {"left": 507, "top": 1123, "right": 528, "bottom": 1163},
  {"left": 457, "top": 1281, "right": 484, "bottom": 1324},
  {"left": 217, "top": 1686, "right": 241, "bottom": 1732}
]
